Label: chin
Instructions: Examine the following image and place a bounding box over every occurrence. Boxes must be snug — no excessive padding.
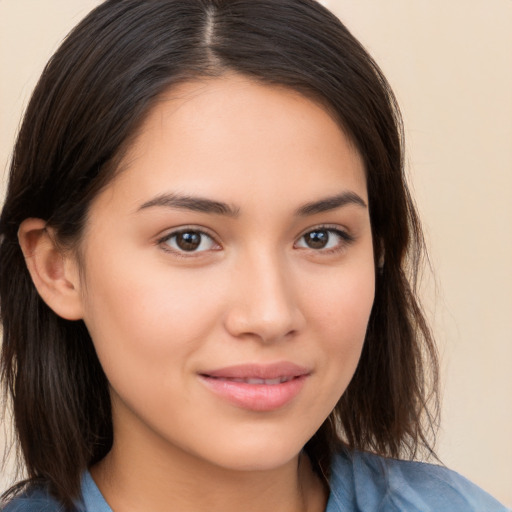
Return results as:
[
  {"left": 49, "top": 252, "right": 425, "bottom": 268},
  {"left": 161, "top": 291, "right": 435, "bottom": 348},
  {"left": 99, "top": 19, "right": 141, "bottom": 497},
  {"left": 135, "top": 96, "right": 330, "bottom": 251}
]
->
[
  {"left": 214, "top": 450, "right": 301, "bottom": 473},
  {"left": 195, "top": 427, "right": 313, "bottom": 473}
]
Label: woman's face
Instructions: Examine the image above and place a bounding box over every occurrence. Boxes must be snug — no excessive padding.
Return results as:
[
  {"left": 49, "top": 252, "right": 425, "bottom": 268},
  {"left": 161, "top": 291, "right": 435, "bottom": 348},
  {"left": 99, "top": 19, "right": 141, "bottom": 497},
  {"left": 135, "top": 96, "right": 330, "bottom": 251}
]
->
[{"left": 78, "top": 76, "right": 375, "bottom": 473}]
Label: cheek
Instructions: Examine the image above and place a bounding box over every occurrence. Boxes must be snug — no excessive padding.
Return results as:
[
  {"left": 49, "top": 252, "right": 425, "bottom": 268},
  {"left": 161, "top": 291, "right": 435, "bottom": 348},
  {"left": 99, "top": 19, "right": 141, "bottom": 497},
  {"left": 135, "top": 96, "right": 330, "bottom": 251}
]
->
[
  {"left": 303, "top": 259, "right": 375, "bottom": 381},
  {"left": 307, "top": 261, "right": 375, "bottom": 337},
  {"left": 79, "top": 254, "right": 223, "bottom": 385}
]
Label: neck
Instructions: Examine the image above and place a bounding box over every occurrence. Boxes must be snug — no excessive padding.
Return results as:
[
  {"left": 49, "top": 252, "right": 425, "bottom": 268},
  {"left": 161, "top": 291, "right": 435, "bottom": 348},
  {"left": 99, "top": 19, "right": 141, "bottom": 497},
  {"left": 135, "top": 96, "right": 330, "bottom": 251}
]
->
[{"left": 90, "top": 425, "right": 328, "bottom": 512}]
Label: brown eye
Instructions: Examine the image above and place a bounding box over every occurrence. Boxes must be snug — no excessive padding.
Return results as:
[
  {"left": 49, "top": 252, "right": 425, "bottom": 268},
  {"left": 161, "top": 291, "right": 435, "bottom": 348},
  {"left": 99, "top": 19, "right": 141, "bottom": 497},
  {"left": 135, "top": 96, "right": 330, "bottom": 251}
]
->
[
  {"left": 295, "top": 227, "right": 354, "bottom": 252},
  {"left": 176, "top": 232, "right": 201, "bottom": 251},
  {"left": 162, "top": 230, "right": 217, "bottom": 253},
  {"left": 303, "top": 230, "right": 330, "bottom": 249}
]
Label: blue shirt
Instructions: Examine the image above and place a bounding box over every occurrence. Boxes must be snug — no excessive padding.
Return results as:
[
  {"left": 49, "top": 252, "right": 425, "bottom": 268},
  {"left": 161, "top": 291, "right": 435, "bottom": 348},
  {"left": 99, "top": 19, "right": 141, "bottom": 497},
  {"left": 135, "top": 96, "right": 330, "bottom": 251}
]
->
[{"left": 2, "top": 451, "right": 509, "bottom": 511}]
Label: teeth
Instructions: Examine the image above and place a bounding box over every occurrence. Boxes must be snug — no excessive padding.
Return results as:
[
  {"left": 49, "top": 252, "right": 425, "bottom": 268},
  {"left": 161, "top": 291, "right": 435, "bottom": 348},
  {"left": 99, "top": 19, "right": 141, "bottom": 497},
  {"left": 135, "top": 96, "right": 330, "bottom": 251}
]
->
[
  {"left": 224, "top": 376, "right": 293, "bottom": 385},
  {"left": 247, "top": 378, "right": 266, "bottom": 384},
  {"left": 263, "top": 378, "right": 282, "bottom": 385}
]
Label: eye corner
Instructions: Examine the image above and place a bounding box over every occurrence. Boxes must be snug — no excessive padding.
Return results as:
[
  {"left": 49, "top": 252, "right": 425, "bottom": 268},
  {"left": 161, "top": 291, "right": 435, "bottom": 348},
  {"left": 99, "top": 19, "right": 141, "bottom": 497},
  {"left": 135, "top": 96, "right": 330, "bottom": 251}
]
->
[
  {"left": 157, "top": 227, "right": 221, "bottom": 256},
  {"left": 294, "top": 225, "right": 355, "bottom": 253}
]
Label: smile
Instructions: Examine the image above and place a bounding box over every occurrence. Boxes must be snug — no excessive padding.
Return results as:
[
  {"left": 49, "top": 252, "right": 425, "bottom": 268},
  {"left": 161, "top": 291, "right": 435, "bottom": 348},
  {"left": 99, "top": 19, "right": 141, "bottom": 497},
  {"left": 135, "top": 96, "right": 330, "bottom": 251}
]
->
[
  {"left": 208, "top": 376, "right": 294, "bottom": 385},
  {"left": 199, "top": 362, "right": 310, "bottom": 411}
]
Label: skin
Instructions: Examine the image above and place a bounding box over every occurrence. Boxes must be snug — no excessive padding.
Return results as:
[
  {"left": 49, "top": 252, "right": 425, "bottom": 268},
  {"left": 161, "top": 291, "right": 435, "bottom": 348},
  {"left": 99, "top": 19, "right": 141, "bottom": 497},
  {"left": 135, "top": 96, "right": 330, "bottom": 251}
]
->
[{"left": 20, "top": 75, "right": 375, "bottom": 512}]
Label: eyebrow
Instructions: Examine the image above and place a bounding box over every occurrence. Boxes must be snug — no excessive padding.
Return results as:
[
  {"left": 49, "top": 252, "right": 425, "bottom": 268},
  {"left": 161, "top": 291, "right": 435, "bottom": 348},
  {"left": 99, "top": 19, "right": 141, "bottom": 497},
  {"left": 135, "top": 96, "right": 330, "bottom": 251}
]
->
[
  {"left": 295, "top": 192, "right": 367, "bottom": 216},
  {"left": 137, "top": 193, "right": 240, "bottom": 217},
  {"left": 137, "top": 190, "right": 366, "bottom": 217}
]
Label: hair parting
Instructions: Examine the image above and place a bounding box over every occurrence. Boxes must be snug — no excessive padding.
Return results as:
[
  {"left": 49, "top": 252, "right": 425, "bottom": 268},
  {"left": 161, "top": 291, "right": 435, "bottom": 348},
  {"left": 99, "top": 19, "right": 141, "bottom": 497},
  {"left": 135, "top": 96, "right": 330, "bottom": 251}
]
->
[{"left": 1, "top": 1, "right": 439, "bottom": 507}]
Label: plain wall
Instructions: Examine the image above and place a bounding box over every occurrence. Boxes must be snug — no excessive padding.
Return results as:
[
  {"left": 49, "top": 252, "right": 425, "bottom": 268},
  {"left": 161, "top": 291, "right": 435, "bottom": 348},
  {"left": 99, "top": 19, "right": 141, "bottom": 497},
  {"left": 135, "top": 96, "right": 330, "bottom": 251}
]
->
[{"left": 1, "top": 0, "right": 511, "bottom": 506}]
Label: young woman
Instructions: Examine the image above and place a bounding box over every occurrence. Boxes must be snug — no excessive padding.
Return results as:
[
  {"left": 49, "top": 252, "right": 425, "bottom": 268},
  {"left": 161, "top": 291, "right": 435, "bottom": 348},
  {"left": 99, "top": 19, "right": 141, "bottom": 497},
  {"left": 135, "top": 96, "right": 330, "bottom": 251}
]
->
[{"left": 0, "top": 1, "right": 508, "bottom": 511}]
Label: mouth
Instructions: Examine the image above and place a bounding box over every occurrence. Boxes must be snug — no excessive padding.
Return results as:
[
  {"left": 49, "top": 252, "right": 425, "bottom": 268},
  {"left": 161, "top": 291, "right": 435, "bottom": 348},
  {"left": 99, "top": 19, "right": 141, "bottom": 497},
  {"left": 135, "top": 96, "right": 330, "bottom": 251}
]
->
[
  {"left": 198, "top": 362, "right": 310, "bottom": 412},
  {"left": 206, "top": 376, "right": 296, "bottom": 385}
]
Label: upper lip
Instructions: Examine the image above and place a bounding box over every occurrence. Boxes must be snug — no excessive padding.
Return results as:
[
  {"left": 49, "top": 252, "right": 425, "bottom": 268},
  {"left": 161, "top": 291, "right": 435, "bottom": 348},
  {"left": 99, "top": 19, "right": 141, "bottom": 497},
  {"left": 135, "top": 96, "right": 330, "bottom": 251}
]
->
[{"left": 201, "top": 362, "right": 310, "bottom": 380}]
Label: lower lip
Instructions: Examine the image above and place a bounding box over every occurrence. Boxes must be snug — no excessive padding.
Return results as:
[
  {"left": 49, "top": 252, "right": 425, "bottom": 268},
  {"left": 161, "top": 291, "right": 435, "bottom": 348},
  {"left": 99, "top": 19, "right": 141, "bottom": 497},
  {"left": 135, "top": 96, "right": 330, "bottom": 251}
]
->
[{"left": 199, "top": 375, "right": 308, "bottom": 411}]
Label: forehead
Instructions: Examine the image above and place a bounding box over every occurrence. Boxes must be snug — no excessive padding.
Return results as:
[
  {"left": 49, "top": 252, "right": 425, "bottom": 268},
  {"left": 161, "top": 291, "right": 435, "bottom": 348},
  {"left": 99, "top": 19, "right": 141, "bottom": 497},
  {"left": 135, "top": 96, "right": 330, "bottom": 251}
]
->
[{"left": 95, "top": 75, "right": 367, "bottom": 214}]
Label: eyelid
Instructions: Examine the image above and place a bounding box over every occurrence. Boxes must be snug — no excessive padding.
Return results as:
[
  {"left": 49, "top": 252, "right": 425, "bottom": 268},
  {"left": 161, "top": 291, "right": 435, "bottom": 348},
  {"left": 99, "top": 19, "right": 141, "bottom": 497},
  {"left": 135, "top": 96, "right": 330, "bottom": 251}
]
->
[
  {"left": 296, "top": 223, "right": 354, "bottom": 240},
  {"left": 294, "top": 224, "right": 355, "bottom": 252},
  {"left": 154, "top": 223, "right": 354, "bottom": 257},
  {"left": 156, "top": 226, "right": 222, "bottom": 256}
]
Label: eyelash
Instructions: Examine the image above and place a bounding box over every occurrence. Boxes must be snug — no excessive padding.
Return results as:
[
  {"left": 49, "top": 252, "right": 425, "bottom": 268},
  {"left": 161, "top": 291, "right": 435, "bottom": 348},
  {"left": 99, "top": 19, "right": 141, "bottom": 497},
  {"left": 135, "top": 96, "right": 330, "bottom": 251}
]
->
[
  {"left": 157, "top": 227, "right": 220, "bottom": 257},
  {"left": 294, "top": 225, "right": 355, "bottom": 255},
  {"left": 157, "top": 225, "right": 355, "bottom": 257}
]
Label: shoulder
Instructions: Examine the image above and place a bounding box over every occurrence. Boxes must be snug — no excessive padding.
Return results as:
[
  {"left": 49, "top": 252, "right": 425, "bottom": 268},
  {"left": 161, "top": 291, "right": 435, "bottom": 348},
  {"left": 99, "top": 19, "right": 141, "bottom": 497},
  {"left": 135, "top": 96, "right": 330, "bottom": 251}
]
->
[
  {"left": 326, "top": 449, "right": 510, "bottom": 512},
  {"left": 1, "top": 485, "right": 82, "bottom": 512},
  {"left": 1, "top": 471, "right": 109, "bottom": 512},
  {"left": 2, "top": 487, "right": 61, "bottom": 512}
]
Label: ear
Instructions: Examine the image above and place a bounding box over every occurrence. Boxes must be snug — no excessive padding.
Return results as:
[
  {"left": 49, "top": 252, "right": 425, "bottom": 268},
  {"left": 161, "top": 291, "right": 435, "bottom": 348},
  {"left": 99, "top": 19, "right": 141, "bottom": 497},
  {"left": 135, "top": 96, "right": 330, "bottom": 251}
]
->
[{"left": 18, "top": 218, "right": 84, "bottom": 320}]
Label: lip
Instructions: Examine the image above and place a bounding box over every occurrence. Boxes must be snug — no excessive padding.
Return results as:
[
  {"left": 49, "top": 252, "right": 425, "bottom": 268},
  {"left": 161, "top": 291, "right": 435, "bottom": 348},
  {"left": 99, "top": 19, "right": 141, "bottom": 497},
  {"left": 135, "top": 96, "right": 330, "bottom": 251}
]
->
[{"left": 199, "top": 362, "right": 310, "bottom": 412}]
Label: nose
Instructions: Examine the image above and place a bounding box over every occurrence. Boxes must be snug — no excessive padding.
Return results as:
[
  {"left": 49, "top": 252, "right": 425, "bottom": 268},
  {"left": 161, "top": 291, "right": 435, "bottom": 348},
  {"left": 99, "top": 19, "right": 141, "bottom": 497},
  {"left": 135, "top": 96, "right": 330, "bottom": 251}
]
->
[{"left": 223, "top": 251, "right": 305, "bottom": 344}]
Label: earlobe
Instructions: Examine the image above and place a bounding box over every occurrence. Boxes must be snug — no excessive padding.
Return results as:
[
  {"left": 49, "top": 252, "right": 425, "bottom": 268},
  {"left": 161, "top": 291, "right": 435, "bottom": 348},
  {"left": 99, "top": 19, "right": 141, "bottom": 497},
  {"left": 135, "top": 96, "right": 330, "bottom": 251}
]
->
[{"left": 18, "top": 218, "right": 84, "bottom": 320}]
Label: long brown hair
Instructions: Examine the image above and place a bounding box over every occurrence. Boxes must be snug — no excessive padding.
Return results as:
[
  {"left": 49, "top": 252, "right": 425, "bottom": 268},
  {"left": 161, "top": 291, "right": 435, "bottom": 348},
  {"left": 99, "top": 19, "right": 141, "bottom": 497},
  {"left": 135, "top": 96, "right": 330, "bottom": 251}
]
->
[{"left": 1, "top": 0, "right": 438, "bottom": 507}]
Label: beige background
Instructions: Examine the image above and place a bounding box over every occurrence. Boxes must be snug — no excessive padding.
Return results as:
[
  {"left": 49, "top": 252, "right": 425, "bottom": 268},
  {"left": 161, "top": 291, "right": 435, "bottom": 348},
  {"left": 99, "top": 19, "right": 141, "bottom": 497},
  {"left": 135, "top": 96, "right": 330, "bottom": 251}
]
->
[{"left": 1, "top": 0, "right": 511, "bottom": 506}]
